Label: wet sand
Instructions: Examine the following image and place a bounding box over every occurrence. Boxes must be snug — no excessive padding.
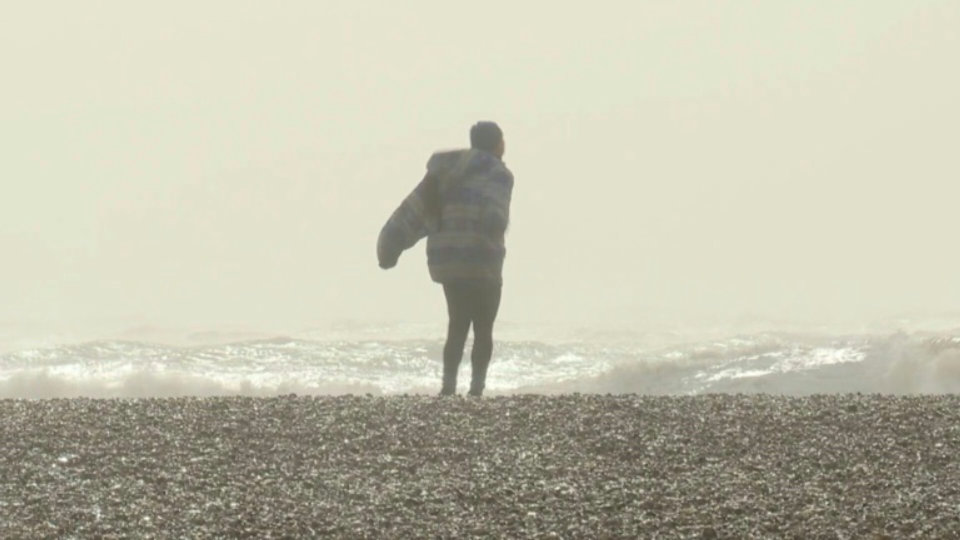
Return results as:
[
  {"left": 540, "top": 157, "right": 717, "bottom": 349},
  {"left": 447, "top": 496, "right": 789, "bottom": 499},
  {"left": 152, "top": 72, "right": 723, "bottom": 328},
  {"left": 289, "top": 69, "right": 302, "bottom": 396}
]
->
[{"left": 2, "top": 394, "right": 958, "bottom": 538}]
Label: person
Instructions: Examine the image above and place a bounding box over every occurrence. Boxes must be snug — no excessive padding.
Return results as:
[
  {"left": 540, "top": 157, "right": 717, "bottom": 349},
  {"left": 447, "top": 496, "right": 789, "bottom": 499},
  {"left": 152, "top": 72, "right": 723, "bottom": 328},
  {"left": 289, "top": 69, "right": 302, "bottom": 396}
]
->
[{"left": 377, "top": 122, "right": 514, "bottom": 396}]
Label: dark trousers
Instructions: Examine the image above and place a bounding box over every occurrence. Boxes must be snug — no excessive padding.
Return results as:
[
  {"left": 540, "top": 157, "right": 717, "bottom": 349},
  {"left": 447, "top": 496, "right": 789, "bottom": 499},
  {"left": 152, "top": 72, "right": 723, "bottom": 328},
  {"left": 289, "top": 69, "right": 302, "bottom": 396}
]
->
[{"left": 441, "top": 281, "right": 502, "bottom": 395}]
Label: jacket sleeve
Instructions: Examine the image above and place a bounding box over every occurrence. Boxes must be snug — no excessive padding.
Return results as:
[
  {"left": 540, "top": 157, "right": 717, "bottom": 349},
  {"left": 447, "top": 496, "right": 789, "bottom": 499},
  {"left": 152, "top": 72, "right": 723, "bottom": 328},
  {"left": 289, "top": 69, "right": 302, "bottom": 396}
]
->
[
  {"left": 479, "top": 167, "right": 514, "bottom": 238},
  {"left": 377, "top": 173, "right": 440, "bottom": 269}
]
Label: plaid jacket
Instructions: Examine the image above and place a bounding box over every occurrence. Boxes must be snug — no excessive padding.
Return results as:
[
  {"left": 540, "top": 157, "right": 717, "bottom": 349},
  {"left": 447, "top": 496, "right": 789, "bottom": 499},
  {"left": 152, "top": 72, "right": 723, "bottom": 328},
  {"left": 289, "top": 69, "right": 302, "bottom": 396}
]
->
[{"left": 377, "top": 149, "right": 514, "bottom": 283}]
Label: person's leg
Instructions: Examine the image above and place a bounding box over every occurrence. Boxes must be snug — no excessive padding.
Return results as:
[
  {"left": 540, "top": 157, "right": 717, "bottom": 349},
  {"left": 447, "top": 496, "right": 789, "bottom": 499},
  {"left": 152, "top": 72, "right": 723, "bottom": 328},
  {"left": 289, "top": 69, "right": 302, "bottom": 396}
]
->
[
  {"left": 468, "top": 281, "right": 502, "bottom": 396},
  {"left": 441, "top": 282, "right": 472, "bottom": 395}
]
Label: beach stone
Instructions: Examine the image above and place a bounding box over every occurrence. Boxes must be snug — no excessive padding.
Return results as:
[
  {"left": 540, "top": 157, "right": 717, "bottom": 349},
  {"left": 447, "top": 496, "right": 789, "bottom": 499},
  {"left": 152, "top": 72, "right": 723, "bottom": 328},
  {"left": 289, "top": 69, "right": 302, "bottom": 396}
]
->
[{"left": 0, "top": 394, "right": 958, "bottom": 537}]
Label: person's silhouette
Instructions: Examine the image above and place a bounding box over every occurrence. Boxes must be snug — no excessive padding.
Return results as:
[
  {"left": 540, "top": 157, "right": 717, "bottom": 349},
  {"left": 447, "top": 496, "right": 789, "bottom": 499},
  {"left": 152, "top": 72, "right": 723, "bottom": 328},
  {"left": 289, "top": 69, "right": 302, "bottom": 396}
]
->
[{"left": 378, "top": 122, "right": 513, "bottom": 396}]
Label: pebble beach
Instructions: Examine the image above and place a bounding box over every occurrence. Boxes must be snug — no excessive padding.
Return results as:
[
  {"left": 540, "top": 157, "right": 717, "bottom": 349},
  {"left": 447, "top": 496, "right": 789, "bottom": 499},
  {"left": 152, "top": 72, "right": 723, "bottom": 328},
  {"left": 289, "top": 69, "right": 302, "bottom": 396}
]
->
[{"left": 2, "top": 394, "right": 959, "bottom": 538}]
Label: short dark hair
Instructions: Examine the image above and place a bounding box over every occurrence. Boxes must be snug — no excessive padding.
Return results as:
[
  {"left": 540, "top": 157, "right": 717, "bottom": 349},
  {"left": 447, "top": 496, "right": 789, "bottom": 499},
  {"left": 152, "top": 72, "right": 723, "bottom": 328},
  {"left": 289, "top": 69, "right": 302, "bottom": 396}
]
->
[{"left": 470, "top": 121, "right": 503, "bottom": 153}]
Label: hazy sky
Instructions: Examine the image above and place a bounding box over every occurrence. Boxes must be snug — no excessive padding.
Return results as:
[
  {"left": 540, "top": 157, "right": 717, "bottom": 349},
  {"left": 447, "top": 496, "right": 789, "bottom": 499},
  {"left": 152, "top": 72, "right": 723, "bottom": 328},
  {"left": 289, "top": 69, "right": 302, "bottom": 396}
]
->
[{"left": 2, "top": 1, "right": 958, "bottom": 330}]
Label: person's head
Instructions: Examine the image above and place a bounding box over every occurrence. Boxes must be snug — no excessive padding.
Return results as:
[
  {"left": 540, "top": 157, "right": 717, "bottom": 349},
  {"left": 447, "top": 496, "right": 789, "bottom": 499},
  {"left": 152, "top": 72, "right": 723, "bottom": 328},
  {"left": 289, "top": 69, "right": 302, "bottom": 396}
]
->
[{"left": 470, "top": 121, "right": 505, "bottom": 158}]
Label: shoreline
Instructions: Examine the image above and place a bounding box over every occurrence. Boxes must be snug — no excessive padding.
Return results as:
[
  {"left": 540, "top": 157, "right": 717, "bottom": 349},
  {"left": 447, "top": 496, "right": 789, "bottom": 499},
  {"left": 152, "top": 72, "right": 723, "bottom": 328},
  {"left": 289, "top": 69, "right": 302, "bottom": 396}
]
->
[{"left": 2, "top": 394, "right": 958, "bottom": 537}]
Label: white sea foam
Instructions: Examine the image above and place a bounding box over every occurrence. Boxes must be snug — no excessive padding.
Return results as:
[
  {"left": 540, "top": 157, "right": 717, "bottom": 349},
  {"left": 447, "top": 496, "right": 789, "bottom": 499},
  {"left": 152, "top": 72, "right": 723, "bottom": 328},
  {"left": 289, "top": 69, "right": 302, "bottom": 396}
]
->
[{"left": 1, "top": 324, "right": 958, "bottom": 398}]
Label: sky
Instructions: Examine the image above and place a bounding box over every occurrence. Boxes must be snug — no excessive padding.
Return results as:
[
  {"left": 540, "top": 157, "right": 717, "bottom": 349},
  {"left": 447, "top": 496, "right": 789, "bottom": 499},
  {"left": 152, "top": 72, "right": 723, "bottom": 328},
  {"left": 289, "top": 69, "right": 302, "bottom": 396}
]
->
[{"left": 2, "top": 1, "right": 958, "bottom": 332}]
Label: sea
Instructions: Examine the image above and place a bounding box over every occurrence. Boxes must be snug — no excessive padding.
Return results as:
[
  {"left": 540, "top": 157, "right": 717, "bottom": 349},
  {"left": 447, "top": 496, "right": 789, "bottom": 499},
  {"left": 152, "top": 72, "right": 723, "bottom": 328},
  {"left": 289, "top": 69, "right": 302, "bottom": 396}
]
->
[{"left": 2, "top": 318, "right": 959, "bottom": 399}]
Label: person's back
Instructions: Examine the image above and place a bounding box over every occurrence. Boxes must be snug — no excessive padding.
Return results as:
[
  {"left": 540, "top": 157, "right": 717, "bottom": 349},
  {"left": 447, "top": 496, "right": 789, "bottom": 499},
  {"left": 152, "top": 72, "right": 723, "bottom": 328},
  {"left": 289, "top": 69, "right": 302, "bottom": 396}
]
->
[
  {"left": 378, "top": 122, "right": 513, "bottom": 396},
  {"left": 425, "top": 147, "right": 512, "bottom": 284}
]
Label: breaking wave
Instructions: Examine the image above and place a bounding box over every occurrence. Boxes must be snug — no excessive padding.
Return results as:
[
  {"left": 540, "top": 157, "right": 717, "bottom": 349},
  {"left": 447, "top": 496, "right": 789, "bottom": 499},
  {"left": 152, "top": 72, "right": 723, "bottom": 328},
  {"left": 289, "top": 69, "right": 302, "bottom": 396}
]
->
[{"left": 2, "top": 329, "right": 958, "bottom": 398}]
